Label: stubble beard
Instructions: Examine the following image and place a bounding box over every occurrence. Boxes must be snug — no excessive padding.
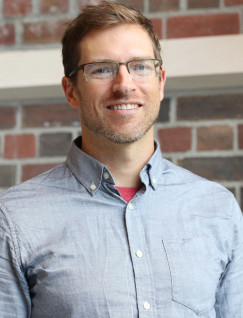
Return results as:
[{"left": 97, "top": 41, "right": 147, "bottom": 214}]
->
[
  {"left": 77, "top": 90, "right": 160, "bottom": 144},
  {"left": 79, "top": 101, "right": 160, "bottom": 144}
]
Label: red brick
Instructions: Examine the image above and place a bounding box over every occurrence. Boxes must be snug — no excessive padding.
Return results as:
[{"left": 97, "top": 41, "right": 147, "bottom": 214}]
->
[
  {"left": 0, "top": 107, "right": 17, "bottom": 129},
  {"left": 151, "top": 19, "right": 163, "bottom": 39},
  {"left": 3, "top": 0, "right": 32, "bottom": 16},
  {"left": 197, "top": 126, "right": 233, "bottom": 151},
  {"left": 149, "top": 0, "right": 179, "bottom": 12},
  {"left": 0, "top": 165, "right": 16, "bottom": 187},
  {"left": 40, "top": 0, "right": 69, "bottom": 14},
  {"left": 22, "top": 163, "right": 60, "bottom": 181},
  {"left": 22, "top": 104, "right": 80, "bottom": 128},
  {"left": 157, "top": 99, "right": 170, "bottom": 122},
  {"left": 78, "top": 0, "right": 103, "bottom": 9},
  {"left": 188, "top": 0, "right": 219, "bottom": 8},
  {"left": 167, "top": 13, "right": 239, "bottom": 38},
  {"left": 177, "top": 94, "right": 243, "bottom": 121},
  {"left": 39, "top": 132, "right": 72, "bottom": 157},
  {"left": 23, "top": 19, "right": 68, "bottom": 44},
  {"left": 239, "top": 125, "right": 243, "bottom": 149},
  {"left": 158, "top": 127, "right": 192, "bottom": 152},
  {"left": 0, "top": 24, "right": 15, "bottom": 45},
  {"left": 4, "top": 134, "right": 36, "bottom": 159},
  {"left": 225, "top": 0, "right": 243, "bottom": 5},
  {"left": 111, "top": 0, "right": 144, "bottom": 11},
  {"left": 178, "top": 157, "right": 243, "bottom": 181}
]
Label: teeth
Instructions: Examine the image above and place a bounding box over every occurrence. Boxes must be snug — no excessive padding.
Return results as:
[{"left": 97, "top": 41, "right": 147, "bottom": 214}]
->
[{"left": 110, "top": 104, "right": 140, "bottom": 110}]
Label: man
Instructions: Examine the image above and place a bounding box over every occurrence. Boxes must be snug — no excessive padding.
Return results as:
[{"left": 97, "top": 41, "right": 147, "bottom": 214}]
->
[{"left": 0, "top": 1, "right": 242, "bottom": 317}]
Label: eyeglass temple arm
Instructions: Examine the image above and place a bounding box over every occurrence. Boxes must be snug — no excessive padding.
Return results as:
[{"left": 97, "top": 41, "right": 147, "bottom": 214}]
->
[{"left": 68, "top": 65, "right": 84, "bottom": 78}]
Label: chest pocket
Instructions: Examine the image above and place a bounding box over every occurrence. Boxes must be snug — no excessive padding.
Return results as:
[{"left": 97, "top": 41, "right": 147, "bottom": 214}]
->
[{"left": 162, "top": 236, "right": 226, "bottom": 315}]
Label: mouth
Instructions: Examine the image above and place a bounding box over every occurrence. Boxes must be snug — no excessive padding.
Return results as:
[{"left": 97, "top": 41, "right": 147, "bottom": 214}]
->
[{"left": 107, "top": 103, "right": 141, "bottom": 110}]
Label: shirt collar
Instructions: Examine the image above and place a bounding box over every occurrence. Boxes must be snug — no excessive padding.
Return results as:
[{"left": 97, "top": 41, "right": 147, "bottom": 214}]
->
[
  {"left": 66, "top": 137, "right": 114, "bottom": 195},
  {"left": 140, "top": 139, "right": 166, "bottom": 190},
  {"left": 66, "top": 137, "right": 166, "bottom": 194}
]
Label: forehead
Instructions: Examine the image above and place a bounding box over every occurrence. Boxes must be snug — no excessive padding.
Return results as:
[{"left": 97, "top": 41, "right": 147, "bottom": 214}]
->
[{"left": 79, "top": 24, "right": 155, "bottom": 63}]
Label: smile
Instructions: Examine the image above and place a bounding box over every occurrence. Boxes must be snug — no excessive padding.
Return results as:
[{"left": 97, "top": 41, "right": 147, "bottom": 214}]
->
[{"left": 108, "top": 104, "right": 141, "bottom": 110}]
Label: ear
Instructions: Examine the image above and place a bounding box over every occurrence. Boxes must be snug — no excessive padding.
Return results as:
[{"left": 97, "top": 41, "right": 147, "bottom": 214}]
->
[
  {"left": 62, "top": 76, "right": 80, "bottom": 109},
  {"left": 159, "top": 68, "right": 166, "bottom": 102}
]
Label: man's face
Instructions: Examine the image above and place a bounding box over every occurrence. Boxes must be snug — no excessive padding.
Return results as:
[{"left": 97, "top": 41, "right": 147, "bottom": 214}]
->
[{"left": 71, "top": 23, "right": 165, "bottom": 144}]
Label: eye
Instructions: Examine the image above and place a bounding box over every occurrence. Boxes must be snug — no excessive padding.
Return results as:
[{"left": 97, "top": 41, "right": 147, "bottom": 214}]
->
[
  {"left": 85, "top": 63, "right": 116, "bottom": 79},
  {"left": 132, "top": 63, "right": 146, "bottom": 71},
  {"left": 91, "top": 66, "right": 113, "bottom": 75},
  {"left": 131, "top": 61, "right": 154, "bottom": 73},
  {"left": 134, "top": 64, "right": 145, "bottom": 71}
]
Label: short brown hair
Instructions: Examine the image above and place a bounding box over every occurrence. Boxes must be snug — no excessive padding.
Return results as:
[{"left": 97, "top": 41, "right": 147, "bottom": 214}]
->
[{"left": 62, "top": 1, "right": 161, "bottom": 82}]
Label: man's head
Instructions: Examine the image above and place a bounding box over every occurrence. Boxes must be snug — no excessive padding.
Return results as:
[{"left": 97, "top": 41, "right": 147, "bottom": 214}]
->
[
  {"left": 62, "top": 1, "right": 162, "bottom": 84},
  {"left": 62, "top": 1, "right": 165, "bottom": 146}
]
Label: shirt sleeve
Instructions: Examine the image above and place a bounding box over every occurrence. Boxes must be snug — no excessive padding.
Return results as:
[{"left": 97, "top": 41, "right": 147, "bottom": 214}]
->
[
  {"left": 0, "top": 205, "right": 31, "bottom": 317},
  {"left": 215, "top": 196, "right": 243, "bottom": 317}
]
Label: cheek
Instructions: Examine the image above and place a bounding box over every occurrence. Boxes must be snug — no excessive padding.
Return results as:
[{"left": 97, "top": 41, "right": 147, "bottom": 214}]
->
[
  {"left": 80, "top": 84, "right": 110, "bottom": 105},
  {"left": 140, "top": 79, "right": 162, "bottom": 97}
]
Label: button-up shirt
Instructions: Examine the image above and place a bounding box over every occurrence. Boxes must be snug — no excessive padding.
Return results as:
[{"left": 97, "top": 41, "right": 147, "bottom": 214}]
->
[{"left": 0, "top": 137, "right": 242, "bottom": 318}]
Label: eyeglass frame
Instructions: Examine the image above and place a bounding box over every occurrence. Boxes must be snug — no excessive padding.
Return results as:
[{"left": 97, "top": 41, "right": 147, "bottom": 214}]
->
[{"left": 68, "top": 58, "right": 163, "bottom": 80}]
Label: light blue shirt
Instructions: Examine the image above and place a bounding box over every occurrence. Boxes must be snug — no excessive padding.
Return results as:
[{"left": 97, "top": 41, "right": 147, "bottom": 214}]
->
[{"left": 0, "top": 137, "right": 242, "bottom": 317}]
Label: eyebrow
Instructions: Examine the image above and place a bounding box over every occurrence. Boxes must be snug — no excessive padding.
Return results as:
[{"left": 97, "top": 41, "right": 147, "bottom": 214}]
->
[{"left": 85, "top": 56, "right": 156, "bottom": 63}]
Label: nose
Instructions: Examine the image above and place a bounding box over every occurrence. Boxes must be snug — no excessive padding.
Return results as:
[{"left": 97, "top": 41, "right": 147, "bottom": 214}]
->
[{"left": 111, "top": 64, "right": 136, "bottom": 97}]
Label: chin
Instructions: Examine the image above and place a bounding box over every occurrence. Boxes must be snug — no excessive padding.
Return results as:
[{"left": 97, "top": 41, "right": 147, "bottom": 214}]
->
[{"left": 102, "top": 129, "right": 149, "bottom": 145}]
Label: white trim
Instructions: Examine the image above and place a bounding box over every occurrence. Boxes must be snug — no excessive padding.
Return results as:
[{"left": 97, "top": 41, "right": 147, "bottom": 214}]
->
[
  {"left": 162, "top": 34, "right": 243, "bottom": 91},
  {"left": 0, "top": 34, "right": 243, "bottom": 101}
]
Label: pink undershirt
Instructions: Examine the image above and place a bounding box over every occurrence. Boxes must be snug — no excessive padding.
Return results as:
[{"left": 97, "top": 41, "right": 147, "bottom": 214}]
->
[{"left": 116, "top": 186, "right": 140, "bottom": 202}]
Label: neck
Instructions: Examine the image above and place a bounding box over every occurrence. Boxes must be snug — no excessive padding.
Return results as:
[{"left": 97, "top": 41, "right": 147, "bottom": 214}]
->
[{"left": 81, "top": 130, "right": 155, "bottom": 187}]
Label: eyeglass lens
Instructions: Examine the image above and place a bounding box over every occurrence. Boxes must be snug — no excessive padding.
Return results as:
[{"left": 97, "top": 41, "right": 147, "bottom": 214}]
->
[{"left": 83, "top": 59, "right": 160, "bottom": 81}]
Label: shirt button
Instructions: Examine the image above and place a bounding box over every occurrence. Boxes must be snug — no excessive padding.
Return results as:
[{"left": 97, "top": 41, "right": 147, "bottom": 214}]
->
[
  {"left": 103, "top": 172, "right": 110, "bottom": 180},
  {"left": 90, "top": 183, "right": 97, "bottom": 191},
  {"left": 135, "top": 250, "right": 143, "bottom": 258},
  {"left": 152, "top": 178, "right": 157, "bottom": 184},
  {"left": 128, "top": 203, "right": 133, "bottom": 210},
  {"left": 143, "top": 301, "right": 151, "bottom": 310}
]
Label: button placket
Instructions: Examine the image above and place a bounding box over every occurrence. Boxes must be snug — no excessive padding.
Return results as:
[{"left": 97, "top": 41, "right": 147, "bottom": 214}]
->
[{"left": 125, "top": 200, "right": 154, "bottom": 317}]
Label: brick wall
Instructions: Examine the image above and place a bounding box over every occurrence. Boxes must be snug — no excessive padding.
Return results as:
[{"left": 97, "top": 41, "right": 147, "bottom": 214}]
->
[
  {"left": 157, "top": 92, "right": 243, "bottom": 210},
  {"left": 0, "top": 0, "right": 243, "bottom": 209},
  {"left": 0, "top": 0, "right": 243, "bottom": 47},
  {"left": 0, "top": 100, "right": 80, "bottom": 185}
]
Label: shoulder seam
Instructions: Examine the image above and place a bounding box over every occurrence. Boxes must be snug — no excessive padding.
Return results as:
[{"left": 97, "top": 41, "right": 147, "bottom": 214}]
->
[{"left": 0, "top": 201, "right": 23, "bottom": 271}]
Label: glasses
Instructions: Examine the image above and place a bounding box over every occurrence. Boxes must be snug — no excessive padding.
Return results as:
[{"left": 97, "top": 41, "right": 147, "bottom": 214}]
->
[{"left": 68, "top": 59, "right": 162, "bottom": 81}]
